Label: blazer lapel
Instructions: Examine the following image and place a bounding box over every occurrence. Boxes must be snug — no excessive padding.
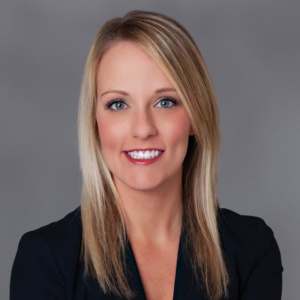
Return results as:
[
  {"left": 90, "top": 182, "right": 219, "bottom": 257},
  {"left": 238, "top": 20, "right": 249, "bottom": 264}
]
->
[
  {"left": 123, "top": 229, "right": 205, "bottom": 300},
  {"left": 123, "top": 240, "right": 148, "bottom": 300},
  {"left": 172, "top": 231, "right": 205, "bottom": 300}
]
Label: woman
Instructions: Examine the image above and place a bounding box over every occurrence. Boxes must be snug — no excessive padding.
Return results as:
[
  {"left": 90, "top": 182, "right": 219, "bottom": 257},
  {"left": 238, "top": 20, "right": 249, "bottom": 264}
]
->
[{"left": 10, "top": 10, "right": 283, "bottom": 300}]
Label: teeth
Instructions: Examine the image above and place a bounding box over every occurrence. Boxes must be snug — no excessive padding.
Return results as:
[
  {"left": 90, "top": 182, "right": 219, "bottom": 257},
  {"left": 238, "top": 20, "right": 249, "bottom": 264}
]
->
[
  {"left": 127, "top": 150, "right": 162, "bottom": 159},
  {"left": 137, "top": 151, "right": 143, "bottom": 159}
]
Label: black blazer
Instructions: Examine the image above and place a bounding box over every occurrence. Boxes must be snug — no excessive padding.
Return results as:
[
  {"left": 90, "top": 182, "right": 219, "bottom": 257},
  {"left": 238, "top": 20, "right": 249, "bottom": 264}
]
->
[{"left": 10, "top": 207, "right": 283, "bottom": 300}]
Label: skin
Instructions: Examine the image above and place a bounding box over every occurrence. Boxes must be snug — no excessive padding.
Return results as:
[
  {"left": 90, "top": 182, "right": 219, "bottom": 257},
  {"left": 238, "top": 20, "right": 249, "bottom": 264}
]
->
[{"left": 96, "top": 41, "right": 194, "bottom": 300}]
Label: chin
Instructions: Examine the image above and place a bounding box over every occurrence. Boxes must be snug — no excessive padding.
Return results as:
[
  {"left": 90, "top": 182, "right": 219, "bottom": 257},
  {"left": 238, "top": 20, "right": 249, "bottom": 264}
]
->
[{"left": 122, "top": 175, "right": 165, "bottom": 192}]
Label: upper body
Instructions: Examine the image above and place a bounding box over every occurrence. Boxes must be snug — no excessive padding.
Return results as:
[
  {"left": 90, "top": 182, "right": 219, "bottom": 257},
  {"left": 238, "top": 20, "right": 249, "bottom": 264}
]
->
[
  {"left": 10, "top": 206, "right": 283, "bottom": 300},
  {"left": 10, "top": 10, "right": 284, "bottom": 300}
]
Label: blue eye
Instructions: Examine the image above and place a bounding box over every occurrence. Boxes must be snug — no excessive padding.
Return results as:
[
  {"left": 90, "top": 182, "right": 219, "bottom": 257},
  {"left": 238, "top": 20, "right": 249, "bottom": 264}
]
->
[
  {"left": 106, "top": 99, "right": 128, "bottom": 111},
  {"left": 105, "top": 97, "right": 178, "bottom": 111},
  {"left": 156, "top": 97, "right": 178, "bottom": 109}
]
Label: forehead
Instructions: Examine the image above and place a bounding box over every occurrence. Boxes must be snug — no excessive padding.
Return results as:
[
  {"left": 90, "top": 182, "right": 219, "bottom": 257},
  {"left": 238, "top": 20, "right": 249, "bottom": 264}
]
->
[{"left": 96, "top": 41, "right": 175, "bottom": 94}]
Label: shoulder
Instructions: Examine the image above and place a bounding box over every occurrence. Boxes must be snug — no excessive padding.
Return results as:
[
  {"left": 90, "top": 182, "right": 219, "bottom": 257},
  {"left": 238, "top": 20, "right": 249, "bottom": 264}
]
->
[
  {"left": 11, "top": 206, "right": 83, "bottom": 299},
  {"left": 218, "top": 207, "right": 272, "bottom": 237},
  {"left": 217, "top": 207, "right": 275, "bottom": 253},
  {"left": 217, "top": 207, "right": 283, "bottom": 291},
  {"left": 19, "top": 206, "right": 82, "bottom": 258}
]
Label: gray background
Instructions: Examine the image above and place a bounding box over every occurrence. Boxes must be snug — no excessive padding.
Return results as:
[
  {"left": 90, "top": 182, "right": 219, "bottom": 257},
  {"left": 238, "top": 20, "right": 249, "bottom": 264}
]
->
[{"left": 1, "top": 0, "right": 299, "bottom": 299}]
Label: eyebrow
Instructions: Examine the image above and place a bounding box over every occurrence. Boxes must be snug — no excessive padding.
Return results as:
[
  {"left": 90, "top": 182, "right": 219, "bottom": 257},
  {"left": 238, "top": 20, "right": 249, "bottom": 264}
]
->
[{"left": 100, "top": 87, "right": 177, "bottom": 97}]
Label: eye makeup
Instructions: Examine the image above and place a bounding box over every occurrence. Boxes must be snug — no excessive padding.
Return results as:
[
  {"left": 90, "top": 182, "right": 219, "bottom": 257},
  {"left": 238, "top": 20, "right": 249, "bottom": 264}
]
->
[{"left": 105, "top": 96, "right": 179, "bottom": 111}]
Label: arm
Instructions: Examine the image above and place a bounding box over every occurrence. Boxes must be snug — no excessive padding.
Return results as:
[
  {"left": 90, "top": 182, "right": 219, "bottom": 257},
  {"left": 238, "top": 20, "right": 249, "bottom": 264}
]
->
[
  {"left": 10, "top": 232, "right": 67, "bottom": 300},
  {"left": 240, "top": 218, "right": 283, "bottom": 300}
]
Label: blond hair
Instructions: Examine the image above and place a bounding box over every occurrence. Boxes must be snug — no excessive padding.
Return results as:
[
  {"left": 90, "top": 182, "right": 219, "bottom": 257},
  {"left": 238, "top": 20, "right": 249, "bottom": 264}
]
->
[{"left": 78, "top": 10, "right": 229, "bottom": 300}]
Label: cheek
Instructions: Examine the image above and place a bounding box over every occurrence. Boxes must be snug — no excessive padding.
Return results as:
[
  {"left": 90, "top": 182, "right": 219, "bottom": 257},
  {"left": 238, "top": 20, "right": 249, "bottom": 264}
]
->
[
  {"left": 162, "top": 111, "right": 191, "bottom": 150},
  {"left": 96, "top": 114, "right": 125, "bottom": 154}
]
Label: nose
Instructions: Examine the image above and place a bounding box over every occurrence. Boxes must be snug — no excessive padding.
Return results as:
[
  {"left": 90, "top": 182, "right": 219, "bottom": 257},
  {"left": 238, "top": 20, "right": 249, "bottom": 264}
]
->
[{"left": 131, "top": 107, "right": 157, "bottom": 140}]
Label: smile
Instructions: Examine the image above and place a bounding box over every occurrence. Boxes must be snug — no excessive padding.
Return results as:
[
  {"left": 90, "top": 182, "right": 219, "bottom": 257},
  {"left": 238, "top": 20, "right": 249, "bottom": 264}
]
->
[
  {"left": 127, "top": 150, "right": 162, "bottom": 159},
  {"left": 124, "top": 149, "right": 164, "bottom": 165}
]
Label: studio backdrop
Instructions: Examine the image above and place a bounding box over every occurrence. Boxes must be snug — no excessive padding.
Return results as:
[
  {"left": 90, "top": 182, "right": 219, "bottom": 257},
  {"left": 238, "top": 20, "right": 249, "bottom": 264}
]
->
[{"left": 1, "top": 1, "right": 299, "bottom": 299}]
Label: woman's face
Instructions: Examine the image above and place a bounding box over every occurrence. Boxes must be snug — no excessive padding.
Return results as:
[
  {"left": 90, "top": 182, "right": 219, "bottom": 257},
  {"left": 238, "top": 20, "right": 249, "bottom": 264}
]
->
[{"left": 96, "top": 41, "right": 194, "bottom": 192}]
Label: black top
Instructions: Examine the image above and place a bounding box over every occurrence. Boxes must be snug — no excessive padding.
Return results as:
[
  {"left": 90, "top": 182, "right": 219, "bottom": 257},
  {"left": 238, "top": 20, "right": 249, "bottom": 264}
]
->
[{"left": 10, "top": 207, "right": 283, "bottom": 300}]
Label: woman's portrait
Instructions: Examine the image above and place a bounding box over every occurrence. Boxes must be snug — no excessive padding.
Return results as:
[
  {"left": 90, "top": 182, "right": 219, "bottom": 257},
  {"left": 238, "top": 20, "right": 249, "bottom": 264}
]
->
[{"left": 2, "top": 1, "right": 299, "bottom": 300}]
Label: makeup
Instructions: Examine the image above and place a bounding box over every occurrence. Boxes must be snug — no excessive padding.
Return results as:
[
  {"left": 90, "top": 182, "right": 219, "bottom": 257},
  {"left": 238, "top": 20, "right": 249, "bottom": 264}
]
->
[{"left": 124, "top": 150, "right": 164, "bottom": 165}]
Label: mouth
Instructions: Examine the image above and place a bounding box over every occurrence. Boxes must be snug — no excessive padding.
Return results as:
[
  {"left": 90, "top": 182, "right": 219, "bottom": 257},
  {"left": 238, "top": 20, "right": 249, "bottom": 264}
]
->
[{"left": 124, "top": 149, "right": 164, "bottom": 160}]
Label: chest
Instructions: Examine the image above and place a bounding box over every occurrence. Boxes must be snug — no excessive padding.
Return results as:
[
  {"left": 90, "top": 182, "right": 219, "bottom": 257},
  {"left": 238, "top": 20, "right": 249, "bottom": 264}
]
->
[{"left": 131, "top": 242, "right": 179, "bottom": 300}]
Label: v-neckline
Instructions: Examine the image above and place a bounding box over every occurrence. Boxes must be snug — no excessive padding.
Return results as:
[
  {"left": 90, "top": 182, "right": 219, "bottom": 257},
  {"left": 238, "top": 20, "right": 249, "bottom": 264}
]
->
[{"left": 124, "top": 230, "right": 184, "bottom": 300}]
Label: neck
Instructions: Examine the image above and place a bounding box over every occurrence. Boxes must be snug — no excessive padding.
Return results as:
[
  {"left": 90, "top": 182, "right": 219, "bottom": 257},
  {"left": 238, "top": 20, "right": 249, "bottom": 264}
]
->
[{"left": 113, "top": 170, "right": 183, "bottom": 245}]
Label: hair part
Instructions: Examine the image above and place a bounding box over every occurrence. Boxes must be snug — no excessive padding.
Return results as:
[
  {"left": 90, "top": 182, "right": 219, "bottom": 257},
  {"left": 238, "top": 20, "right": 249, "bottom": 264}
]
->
[{"left": 78, "top": 10, "right": 229, "bottom": 300}]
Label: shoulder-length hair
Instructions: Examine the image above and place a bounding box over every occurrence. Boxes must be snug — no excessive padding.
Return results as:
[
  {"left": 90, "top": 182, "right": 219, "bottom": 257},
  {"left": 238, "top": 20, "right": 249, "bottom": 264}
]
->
[{"left": 78, "top": 10, "right": 229, "bottom": 300}]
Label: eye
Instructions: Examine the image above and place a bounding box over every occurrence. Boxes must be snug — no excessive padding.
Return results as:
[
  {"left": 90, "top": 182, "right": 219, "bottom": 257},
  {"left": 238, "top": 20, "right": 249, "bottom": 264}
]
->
[
  {"left": 106, "top": 99, "right": 128, "bottom": 111},
  {"left": 156, "top": 97, "right": 178, "bottom": 109},
  {"left": 105, "top": 96, "right": 178, "bottom": 111}
]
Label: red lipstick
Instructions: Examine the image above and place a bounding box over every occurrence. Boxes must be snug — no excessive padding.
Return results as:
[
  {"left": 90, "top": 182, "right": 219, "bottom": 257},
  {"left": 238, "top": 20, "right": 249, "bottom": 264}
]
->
[
  {"left": 124, "top": 150, "right": 164, "bottom": 165},
  {"left": 124, "top": 148, "right": 164, "bottom": 152}
]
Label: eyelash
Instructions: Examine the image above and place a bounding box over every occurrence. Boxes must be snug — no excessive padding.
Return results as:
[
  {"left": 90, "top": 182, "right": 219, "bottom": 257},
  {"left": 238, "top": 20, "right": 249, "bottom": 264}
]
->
[{"left": 105, "top": 97, "right": 179, "bottom": 111}]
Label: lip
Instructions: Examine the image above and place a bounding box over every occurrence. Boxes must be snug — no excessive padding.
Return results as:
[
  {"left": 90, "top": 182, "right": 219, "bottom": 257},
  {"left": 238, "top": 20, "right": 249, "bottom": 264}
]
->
[
  {"left": 124, "top": 148, "right": 164, "bottom": 152},
  {"left": 124, "top": 150, "right": 164, "bottom": 165}
]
